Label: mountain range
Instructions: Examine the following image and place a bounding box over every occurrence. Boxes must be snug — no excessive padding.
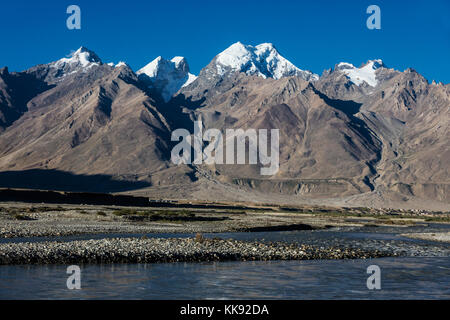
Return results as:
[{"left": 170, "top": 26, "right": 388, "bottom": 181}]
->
[{"left": 0, "top": 43, "right": 448, "bottom": 210}]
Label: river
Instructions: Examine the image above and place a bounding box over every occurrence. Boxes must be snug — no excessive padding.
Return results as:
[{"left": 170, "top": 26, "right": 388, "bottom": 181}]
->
[{"left": 1, "top": 224, "right": 449, "bottom": 299}]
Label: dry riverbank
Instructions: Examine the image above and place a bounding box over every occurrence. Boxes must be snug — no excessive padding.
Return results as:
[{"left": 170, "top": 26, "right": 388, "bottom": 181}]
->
[
  {"left": 0, "top": 202, "right": 449, "bottom": 265},
  {"left": 0, "top": 237, "right": 394, "bottom": 265},
  {"left": 402, "top": 232, "right": 450, "bottom": 243},
  {"left": 1, "top": 202, "right": 448, "bottom": 239}
]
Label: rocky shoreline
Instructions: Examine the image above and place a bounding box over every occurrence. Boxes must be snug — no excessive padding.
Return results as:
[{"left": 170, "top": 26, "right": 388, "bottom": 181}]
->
[
  {"left": 0, "top": 237, "right": 395, "bottom": 265},
  {"left": 402, "top": 232, "right": 450, "bottom": 243},
  {"left": 0, "top": 203, "right": 449, "bottom": 265}
]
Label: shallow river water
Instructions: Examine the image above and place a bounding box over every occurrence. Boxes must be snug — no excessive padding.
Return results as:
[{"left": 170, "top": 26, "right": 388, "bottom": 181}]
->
[
  {"left": 0, "top": 257, "right": 449, "bottom": 299},
  {"left": 0, "top": 224, "right": 449, "bottom": 299}
]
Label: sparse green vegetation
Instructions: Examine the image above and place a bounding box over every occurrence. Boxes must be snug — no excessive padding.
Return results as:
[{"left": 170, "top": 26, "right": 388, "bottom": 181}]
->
[
  {"left": 111, "top": 208, "right": 228, "bottom": 222},
  {"left": 1, "top": 206, "right": 68, "bottom": 215},
  {"left": 1, "top": 208, "right": 20, "bottom": 215},
  {"left": 376, "top": 219, "right": 416, "bottom": 226},
  {"left": 14, "top": 214, "right": 36, "bottom": 221},
  {"left": 24, "top": 206, "right": 67, "bottom": 213},
  {"left": 112, "top": 209, "right": 138, "bottom": 216},
  {"left": 281, "top": 206, "right": 450, "bottom": 226},
  {"left": 1, "top": 203, "right": 448, "bottom": 229},
  {"left": 425, "top": 216, "right": 450, "bottom": 223}
]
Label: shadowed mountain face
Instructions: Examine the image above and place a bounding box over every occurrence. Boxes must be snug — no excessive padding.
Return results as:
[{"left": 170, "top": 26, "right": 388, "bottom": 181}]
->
[
  {"left": 0, "top": 44, "right": 448, "bottom": 208},
  {"left": 0, "top": 49, "right": 188, "bottom": 192},
  {"left": 0, "top": 169, "right": 151, "bottom": 193},
  {"left": 0, "top": 67, "right": 53, "bottom": 131}
]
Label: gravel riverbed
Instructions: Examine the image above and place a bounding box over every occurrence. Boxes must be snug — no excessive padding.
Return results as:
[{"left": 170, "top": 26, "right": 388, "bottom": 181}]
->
[
  {"left": 1, "top": 204, "right": 448, "bottom": 265},
  {"left": 0, "top": 237, "right": 395, "bottom": 265},
  {"left": 402, "top": 232, "right": 450, "bottom": 243}
]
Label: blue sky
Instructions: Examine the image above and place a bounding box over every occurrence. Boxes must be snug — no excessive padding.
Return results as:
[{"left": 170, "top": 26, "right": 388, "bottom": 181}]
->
[{"left": 1, "top": 0, "right": 449, "bottom": 83}]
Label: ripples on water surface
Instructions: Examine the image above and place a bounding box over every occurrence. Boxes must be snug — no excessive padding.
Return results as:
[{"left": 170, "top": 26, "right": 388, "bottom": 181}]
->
[
  {"left": 0, "top": 257, "right": 449, "bottom": 299},
  {"left": 1, "top": 225, "right": 449, "bottom": 299}
]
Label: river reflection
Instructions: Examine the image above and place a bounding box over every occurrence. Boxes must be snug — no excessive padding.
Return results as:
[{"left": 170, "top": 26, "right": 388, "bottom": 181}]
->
[{"left": 0, "top": 257, "right": 449, "bottom": 299}]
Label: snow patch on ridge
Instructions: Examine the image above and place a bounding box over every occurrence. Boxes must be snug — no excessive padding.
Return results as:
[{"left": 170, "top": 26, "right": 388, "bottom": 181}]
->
[
  {"left": 182, "top": 73, "right": 197, "bottom": 88},
  {"left": 107, "top": 61, "right": 127, "bottom": 68},
  {"left": 337, "top": 60, "right": 384, "bottom": 87}
]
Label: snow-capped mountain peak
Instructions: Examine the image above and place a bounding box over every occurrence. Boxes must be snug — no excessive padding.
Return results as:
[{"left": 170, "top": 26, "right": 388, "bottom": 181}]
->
[
  {"left": 45, "top": 47, "right": 103, "bottom": 82},
  {"left": 138, "top": 56, "right": 163, "bottom": 78},
  {"left": 214, "top": 42, "right": 319, "bottom": 81},
  {"left": 54, "top": 47, "right": 102, "bottom": 69},
  {"left": 336, "top": 59, "right": 385, "bottom": 87},
  {"left": 137, "top": 56, "right": 197, "bottom": 102}
]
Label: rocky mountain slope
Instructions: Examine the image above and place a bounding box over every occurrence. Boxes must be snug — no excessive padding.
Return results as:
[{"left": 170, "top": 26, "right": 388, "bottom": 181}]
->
[
  {"left": 0, "top": 48, "right": 195, "bottom": 191},
  {"left": 0, "top": 43, "right": 448, "bottom": 209},
  {"left": 315, "top": 63, "right": 449, "bottom": 203}
]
